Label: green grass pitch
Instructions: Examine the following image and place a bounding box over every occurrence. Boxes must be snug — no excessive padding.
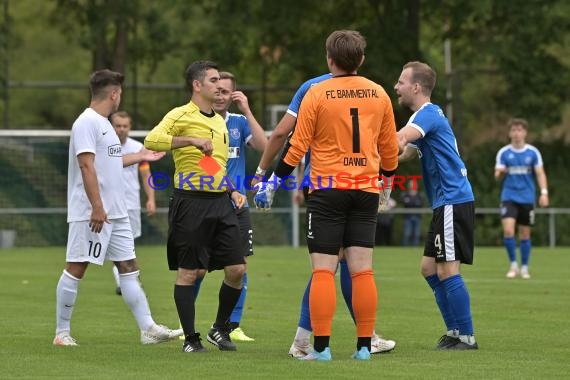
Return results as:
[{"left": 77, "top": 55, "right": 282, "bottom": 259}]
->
[{"left": 1, "top": 246, "right": 569, "bottom": 379}]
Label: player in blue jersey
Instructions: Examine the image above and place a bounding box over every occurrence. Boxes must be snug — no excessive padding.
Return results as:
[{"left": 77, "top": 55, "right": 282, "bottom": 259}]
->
[
  {"left": 396, "top": 61, "right": 478, "bottom": 350},
  {"left": 495, "top": 118, "right": 549, "bottom": 279},
  {"left": 206, "top": 71, "right": 266, "bottom": 341},
  {"left": 253, "top": 73, "right": 396, "bottom": 357}
]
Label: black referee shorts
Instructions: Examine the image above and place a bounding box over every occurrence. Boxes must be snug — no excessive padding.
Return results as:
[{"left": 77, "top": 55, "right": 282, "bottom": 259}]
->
[{"left": 167, "top": 189, "right": 245, "bottom": 271}]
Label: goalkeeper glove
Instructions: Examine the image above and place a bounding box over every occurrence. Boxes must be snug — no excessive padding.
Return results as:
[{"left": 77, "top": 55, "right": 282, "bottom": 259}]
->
[
  {"left": 377, "top": 175, "right": 394, "bottom": 212},
  {"left": 253, "top": 173, "right": 282, "bottom": 210}
]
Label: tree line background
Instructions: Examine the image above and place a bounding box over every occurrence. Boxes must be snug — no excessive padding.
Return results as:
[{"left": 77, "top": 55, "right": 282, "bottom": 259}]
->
[
  {"left": 2, "top": 0, "right": 569, "bottom": 133},
  {"left": 1, "top": 0, "right": 569, "bottom": 246}
]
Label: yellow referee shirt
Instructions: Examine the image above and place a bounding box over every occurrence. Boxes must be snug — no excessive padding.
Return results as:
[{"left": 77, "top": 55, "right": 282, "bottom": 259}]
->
[{"left": 145, "top": 101, "right": 229, "bottom": 191}]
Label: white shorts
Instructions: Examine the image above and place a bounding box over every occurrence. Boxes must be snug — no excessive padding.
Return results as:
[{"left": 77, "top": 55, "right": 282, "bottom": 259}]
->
[
  {"left": 128, "top": 209, "right": 142, "bottom": 239},
  {"left": 66, "top": 217, "right": 136, "bottom": 265}
]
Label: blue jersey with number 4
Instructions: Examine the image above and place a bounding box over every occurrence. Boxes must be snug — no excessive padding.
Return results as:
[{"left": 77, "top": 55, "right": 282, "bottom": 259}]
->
[
  {"left": 407, "top": 103, "right": 474, "bottom": 209},
  {"left": 495, "top": 144, "right": 543, "bottom": 204}
]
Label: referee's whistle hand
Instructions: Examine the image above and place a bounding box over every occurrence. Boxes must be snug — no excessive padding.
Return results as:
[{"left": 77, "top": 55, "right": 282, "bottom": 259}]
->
[{"left": 191, "top": 138, "right": 214, "bottom": 155}]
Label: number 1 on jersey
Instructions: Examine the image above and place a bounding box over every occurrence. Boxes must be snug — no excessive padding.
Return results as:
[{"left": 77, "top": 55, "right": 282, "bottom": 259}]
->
[{"left": 350, "top": 108, "right": 360, "bottom": 153}]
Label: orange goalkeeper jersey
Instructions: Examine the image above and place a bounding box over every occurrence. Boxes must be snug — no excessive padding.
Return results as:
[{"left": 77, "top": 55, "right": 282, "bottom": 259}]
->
[{"left": 284, "top": 75, "right": 398, "bottom": 193}]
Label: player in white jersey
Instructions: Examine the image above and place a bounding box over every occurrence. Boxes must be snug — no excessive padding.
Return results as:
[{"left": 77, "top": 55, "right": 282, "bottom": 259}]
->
[
  {"left": 54, "top": 69, "right": 181, "bottom": 347},
  {"left": 110, "top": 111, "right": 160, "bottom": 295},
  {"left": 495, "top": 118, "right": 549, "bottom": 279},
  {"left": 397, "top": 61, "right": 478, "bottom": 350}
]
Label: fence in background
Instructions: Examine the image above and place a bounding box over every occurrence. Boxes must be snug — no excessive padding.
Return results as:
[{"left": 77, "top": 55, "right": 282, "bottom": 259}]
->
[
  {"left": 1, "top": 204, "right": 569, "bottom": 249},
  {"left": 1, "top": 130, "right": 569, "bottom": 248}
]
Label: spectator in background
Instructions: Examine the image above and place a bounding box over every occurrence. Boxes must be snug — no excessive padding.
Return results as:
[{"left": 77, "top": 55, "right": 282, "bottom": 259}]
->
[
  {"left": 110, "top": 111, "right": 159, "bottom": 295},
  {"left": 400, "top": 181, "right": 423, "bottom": 246}
]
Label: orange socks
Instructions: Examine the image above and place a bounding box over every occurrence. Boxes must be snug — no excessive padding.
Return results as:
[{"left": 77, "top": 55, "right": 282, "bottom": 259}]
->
[
  {"left": 309, "top": 269, "right": 336, "bottom": 336},
  {"left": 309, "top": 268, "right": 377, "bottom": 339},
  {"left": 351, "top": 269, "right": 377, "bottom": 337}
]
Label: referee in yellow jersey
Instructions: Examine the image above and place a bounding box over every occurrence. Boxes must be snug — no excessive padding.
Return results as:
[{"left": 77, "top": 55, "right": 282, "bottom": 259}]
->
[{"left": 145, "top": 61, "right": 246, "bottom": 353}]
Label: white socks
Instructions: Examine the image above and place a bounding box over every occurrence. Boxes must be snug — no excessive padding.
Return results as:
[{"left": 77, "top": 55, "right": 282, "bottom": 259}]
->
[
  {"left": 447, "top": 329, "right": 459, "bottom": 337},
  {"left": 119, "top": 270, "right": 154, "bottom": 331},
  {"left": 112, "top": 265, "right": 121, "bottom": 287},
  {"left": 294, "top": 327, "right": 311, "bottom": 343},
  {"left": 459, "top": 334, "right": 477, "bottom": 345},
  {"left": 55, "top": 270, "right": 80, "bottom": 334}
]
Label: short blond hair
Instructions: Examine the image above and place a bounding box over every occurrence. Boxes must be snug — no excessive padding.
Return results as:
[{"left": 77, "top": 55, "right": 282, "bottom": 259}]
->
[
  {"left": 403, "top": 61, "right": 436, "bottom": 96},
  {"left": 219, "top": 71, "right": 236, "bottom": 91}
]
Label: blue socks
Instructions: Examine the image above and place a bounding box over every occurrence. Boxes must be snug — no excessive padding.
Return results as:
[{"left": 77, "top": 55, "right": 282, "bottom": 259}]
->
[
  {"left": 520, "top": 239, "right": 531, "bottom": 266},
  {"left": 441, "top": 274, "right": 473, "bottom": 335},
  {"left": 230, "top": 273, "right": 248, "bottom": 324},
  {"left": 339, "top": 259, "right": 355, "bottom": 321},
  {"left": 426, "top": 274, "right": 457, "bottom": 331},
  {"left": 298, "top": 277, "right": 312, "bottom": 331},
  {"left": 503, "top": 237, "right": 517, "bottom": 263},
  {"left": 504, "top": 237, "right": 532, "bottom": 267},
  {"left": 298, "top": 259, "right": 356, "bottom": 331}
]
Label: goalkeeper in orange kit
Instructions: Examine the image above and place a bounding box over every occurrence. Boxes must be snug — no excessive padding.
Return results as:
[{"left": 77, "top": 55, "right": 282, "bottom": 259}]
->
[{"left": 255, "top": 30, "right": 398, "bottom": 361}]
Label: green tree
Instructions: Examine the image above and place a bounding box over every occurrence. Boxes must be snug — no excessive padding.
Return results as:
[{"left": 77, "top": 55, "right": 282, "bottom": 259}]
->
[
  {"left": 425, "top": 0, "right": 570, "bottom": 131},
  {"left": 51, "top": 0, "right": 175, "bottom": 74},
  {"left": 179, "top": 0, "right": 423, "bottom": 125}
]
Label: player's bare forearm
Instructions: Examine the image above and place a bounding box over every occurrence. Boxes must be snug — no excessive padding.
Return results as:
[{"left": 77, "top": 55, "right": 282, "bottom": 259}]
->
[
  {"left": 494, "top": 169, "right": 506, "bottom": 181},
  {"left": 123, "top": 149, "right": 165, "bottom": 167},
  {"left": 141, "top": 169, "right": 155, "bottom": 207},
  {"left": 80, "top": 166, "right": 104, "bottom": 211},
  {"left": 397, "top": 126, "right": 422, "bottom": 151},
  {"left": 398, "top": 146, "right": 417, "bottom": 162},
  {"left": 258, "top": 113, "right": 297, "bottom": 170},
  {"left": 77, "top": 153, "right": 108, "bottom": 231},
  {"left": 246, "top": 116, "right": 267, "bottom": 152},
  {"left": 170, "top": 136, "right": 213, "bottom": 155},
  {"left": 536, "top": 168, "right": 548, "bottom": 191},
  {"left": 258, "top": 135, "right": 285, "bottom": 170},
  {"left": 145, "top": 199, "right": 156, "bottom": 216},
  {"left": 77, "top": 153, "right": 103, "bottom": 211},
  {"left": 536, "top": 168, "right": 549, "bottom": 207}
]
